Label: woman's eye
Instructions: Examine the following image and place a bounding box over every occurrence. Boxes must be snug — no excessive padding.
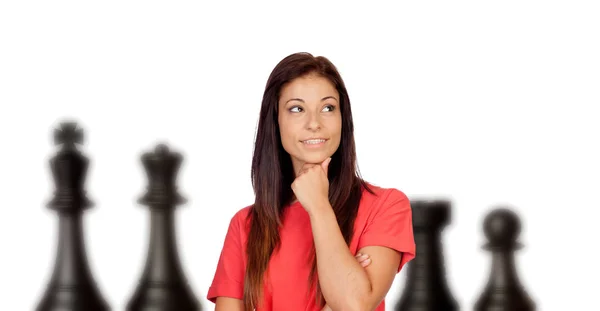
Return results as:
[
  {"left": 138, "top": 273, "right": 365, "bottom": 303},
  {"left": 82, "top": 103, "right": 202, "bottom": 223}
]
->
[
  {"left": 290, "top": 106, "right": 303, "bottom": 112},
  {"left": 323, "top": 105, "right": 335, "bottom": 112}
]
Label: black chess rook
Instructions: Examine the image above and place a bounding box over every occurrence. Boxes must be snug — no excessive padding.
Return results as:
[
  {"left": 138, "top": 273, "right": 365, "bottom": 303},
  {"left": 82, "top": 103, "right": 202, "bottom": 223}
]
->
[
  {"left": 36, "top": 122, "right": 111, "bottom": 311},
  {"left": 474, "top": 208, "right": 536, "bottom": 311},
  {"left": 395, "top": 199, "right": 459, "bottom": 311},
  {"left": 126, "top": 143, "right": 201, "bottom": 311}
]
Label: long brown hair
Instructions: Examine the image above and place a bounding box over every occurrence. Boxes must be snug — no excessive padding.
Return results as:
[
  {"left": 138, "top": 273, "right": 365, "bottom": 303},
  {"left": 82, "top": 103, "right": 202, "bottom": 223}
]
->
[{"left": 245, "top": 52, "right": 373, "bottom": 310}]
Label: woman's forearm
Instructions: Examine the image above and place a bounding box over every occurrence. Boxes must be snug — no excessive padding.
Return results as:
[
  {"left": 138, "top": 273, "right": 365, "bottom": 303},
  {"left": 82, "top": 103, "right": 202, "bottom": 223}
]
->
[{"left": 308, "top": 203, "right": 372, "bottom": 311}]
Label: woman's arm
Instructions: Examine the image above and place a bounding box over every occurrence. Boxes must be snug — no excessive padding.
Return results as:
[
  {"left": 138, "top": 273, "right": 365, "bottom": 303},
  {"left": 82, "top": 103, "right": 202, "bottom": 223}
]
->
[
  {"left": 320, "top": 252, "right": 372, "bottom": 311},
  {"left": 291, "top": 162, "right": 413, "bottom": 311},
  {"left": 215, "top": 297, "right": 243, "bottom": 311},
  {"left": 308, "top": 204, "right": 400, "bottom": 311},
  {"left": 214, "top": 253, "right": 371, "bottom": 311}
]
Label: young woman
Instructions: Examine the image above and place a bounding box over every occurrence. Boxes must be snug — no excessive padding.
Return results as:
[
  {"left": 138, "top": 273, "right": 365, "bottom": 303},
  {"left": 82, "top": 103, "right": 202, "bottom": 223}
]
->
[{"left": 207, "top": 52, "right": 416, "bottom": 311}]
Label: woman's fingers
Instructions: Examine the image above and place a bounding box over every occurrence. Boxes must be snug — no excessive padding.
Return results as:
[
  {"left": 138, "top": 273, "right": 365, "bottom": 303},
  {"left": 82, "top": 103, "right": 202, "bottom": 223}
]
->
[{"left": 355, "top": 252, "right": 371, "bottom": 267}]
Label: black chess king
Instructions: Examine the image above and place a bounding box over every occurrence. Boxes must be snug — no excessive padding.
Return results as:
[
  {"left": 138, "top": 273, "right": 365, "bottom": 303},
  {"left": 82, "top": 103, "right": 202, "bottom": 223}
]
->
[{"left": 36, "top": 122, "right": 111, "bottom": 311}]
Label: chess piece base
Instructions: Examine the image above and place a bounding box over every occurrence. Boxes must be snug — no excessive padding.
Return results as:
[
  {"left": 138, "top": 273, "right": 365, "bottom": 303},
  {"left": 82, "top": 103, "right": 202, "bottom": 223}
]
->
[
  {"left": 36, "top": 283, "right": 109, "bottom": 311},
  {"left": 126, "top": 283, "right": 201, "bottom": 311},
  {"left": 37, "top": 210, "right": 110, "bottom": 311},
  {"left": 474, "top": 286, "right": 536, "bottom": 311}
]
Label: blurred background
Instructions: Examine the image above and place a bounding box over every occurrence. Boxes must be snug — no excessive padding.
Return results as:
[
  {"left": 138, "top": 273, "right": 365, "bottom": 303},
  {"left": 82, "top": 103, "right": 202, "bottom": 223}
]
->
[{"left": 1, "top": 1, "right": 598, "bottom": 310}]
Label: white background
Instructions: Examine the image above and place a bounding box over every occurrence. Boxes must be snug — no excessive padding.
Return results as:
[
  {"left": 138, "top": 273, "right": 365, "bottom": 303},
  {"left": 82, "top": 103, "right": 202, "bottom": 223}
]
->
[{"left": 1, "top": 1, "right": 599, "bottom": 310}]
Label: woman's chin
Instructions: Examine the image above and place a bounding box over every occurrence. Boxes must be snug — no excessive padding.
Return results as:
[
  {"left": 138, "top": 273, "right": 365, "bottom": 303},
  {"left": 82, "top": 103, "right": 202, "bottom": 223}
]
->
[{"left": 300, "top": 155, "right": 329, "bottom": 165}]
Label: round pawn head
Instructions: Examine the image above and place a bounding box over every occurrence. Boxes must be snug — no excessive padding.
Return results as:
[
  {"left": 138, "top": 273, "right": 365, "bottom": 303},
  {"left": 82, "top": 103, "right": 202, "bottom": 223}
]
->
[{"left": 483, "top": 207, "right": 523, "bottom": 250}]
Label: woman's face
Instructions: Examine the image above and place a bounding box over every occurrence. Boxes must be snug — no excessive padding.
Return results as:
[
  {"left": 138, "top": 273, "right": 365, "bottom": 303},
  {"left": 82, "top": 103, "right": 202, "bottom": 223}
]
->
[{"left": 278, "top": 73, "right": 342, "bottom": 175}]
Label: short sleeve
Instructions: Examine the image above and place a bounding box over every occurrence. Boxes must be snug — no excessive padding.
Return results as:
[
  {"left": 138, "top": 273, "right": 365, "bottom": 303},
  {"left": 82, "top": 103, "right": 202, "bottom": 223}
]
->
[
  {"left": 357, "top": 188, "right": 416, "bottom": 273},
  {"left": 206, "top": 211, "right": 246, "bottom": 303}
]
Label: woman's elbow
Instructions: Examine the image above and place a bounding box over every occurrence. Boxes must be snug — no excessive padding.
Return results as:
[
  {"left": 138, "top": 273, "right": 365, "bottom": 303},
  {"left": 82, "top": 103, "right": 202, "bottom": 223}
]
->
[
  {"left": 353, "top": 293, "right": 385, "bottom": 311},
  {"left": 340, "top": 296, "right": 376, "bottom": 311}
]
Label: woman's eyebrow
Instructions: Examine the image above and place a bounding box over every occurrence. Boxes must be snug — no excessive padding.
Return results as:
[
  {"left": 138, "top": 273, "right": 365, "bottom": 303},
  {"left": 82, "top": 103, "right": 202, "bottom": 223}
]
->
[{"left": 285, "top": 96, "right": 338, "bottom": 104}]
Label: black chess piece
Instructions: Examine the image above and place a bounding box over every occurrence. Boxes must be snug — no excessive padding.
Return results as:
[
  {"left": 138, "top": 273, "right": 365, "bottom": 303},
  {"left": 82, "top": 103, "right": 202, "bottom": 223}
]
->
[
  {"left": 36, "top": 122, "right": 111, "bottom": 311},
  {"left": 395, "top": 199, "right": 459, "bottom": 311},
  {"left": 474, "top": 208, "right": 536, "bottom": 311},
  {"left": 126, "top": 143, "right": 201, "bottom": 311}
]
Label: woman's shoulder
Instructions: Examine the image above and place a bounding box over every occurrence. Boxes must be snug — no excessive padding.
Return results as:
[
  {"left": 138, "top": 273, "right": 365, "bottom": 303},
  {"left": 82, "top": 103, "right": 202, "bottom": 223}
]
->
[
  {"left": 230, "top": 204, "right": 253, "bottom": 223},
  {"left": 361, "top": 181, "right": 409, "bottom": 204},
  {"left": 221, "top": 204, "right": 253, "bottom": 237},
  {"left": 359, "top": 183, "right": 411, "bottom": 219}
]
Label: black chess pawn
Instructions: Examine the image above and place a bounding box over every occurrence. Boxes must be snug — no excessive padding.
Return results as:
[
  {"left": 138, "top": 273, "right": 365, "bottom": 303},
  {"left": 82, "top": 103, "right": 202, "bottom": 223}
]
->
[
  {"left": 126, "top": 143, "right": 201, "bottom": 311},
  {"left": 36, "top": 121, "right": 111, "bottom": 311},
  {"left": 395, "top": 199, "right": 459, "bottom": 311},
  {"left": 474, "top": 208, "right": 536, "bottom": 311}
]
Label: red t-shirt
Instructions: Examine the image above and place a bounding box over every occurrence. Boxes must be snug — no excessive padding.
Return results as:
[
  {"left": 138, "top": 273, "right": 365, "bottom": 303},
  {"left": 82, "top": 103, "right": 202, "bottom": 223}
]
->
[{"left": 206, "top": 184, "right": 416, "bottom": 310}]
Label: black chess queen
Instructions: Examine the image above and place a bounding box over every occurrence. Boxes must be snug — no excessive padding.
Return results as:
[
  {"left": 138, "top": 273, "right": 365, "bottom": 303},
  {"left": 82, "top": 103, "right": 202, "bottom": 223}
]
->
[{"left": 206, "top": 52, "right": 416, "bottom": 311}]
